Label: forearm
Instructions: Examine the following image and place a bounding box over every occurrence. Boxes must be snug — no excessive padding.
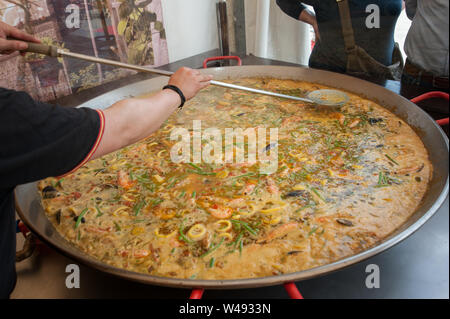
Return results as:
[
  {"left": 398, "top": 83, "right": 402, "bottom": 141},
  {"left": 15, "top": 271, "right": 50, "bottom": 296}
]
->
[
  {"left": 92, "top": 89, "right": 180, "bottom": 158},
  {"left": 299, "top": 8, "right": 316, "bottom": 25},
  {"left": 276, "top": 0, "right": 307, "bottom": 21},
  {"left": 299, "top": 8, "right": 320, "bottom": 40}
]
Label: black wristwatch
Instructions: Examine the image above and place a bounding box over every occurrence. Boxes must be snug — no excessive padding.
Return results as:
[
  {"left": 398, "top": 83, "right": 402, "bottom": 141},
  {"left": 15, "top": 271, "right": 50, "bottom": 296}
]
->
[{"left": 163, "top": 85, "right": 186, "bottom": 109}]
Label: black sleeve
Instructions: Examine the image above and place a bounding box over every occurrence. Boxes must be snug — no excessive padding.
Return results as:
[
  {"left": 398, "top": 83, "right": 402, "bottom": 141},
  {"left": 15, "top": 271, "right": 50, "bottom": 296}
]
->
[
  {"left": 0, "top": 88, "right": 105, "bottom": 188},
  {"left": 276, "top": 0, "right": 308, "bottom": 20}
]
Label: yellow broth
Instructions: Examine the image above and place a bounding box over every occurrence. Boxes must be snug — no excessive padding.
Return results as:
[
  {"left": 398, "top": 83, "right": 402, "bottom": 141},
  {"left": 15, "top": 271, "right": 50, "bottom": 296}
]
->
[{"left": 39, "top": 78, "right": 432, "bottom": 280}]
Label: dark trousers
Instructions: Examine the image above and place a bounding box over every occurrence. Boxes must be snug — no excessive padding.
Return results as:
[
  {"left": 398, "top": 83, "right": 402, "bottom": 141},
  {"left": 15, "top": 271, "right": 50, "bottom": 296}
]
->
[{"left": 401, "top": 60, "right": 449, "bottom": 136}]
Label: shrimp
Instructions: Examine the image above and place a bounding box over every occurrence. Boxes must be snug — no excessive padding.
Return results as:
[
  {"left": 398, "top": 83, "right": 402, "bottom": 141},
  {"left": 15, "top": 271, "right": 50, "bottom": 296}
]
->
[
  {"left": 266, "top": 178, "right": 279, "bottom": 194},
  {"left": 118, "top": 170, "right": 134, "bottom": 189},
  {"left": 85, "top": 226, "right": 112, "bottom": 234},
  {"left": 229, "top": 198, "right": 245, "bottom": 207},
  {"left": 258, "top": 222, "right": 299, "bottom": 243},
  {"left": 241, "top": 183, "right": 256, "bottom": 195},
  {"left": 281, "top": 116, "right": 303, "bottom": 127},
  {"left": 395, "top": 163, "right": 425, "bottom": 175},
  {"left": 134, "top": 249, "right": 150, "bottom": 258},
  {"left": 348, "top": 119, "right": 360, "bottom": 128},
  {"left": 331, "top": 112, "right": 345, "bottom": 125},
  {"left": 208, "top": 204, "right": 233, "bottom": 219}
]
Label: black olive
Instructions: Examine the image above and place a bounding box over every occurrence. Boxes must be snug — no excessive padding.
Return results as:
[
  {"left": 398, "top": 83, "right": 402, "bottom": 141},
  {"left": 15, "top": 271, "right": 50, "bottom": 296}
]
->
[
  {"left": 284, "top": 190, "right": 307, "bottom": 198},
  {"left": 415, "top": 176, "right": 422, "bottom": 182},
  {"left": 369, "top": 118, "right": 383, "bottom": 125},
  {"left": 264, "top": 143, "right": 278, "bottom": 152},
  {"left": 287, "top": 251, "right": 302, "bottom": 255},
  {"left": 237, "top": 113, "right": 246, "bottom": 117},
  {"left": 42, "top": 186, "right": 58, "bottom": 199},
  {"left": 72, "top": 216, "right": 85, "bottom": 223},
  {"left": 376, "top": 144, "right": 384, "bottom": 148},
  {"left": 336, "top": 219, "right": 354, "bottom": 227}
]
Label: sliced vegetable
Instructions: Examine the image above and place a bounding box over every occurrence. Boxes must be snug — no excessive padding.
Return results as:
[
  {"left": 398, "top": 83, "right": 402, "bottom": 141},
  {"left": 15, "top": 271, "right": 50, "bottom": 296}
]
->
[
  {"left": 214, "top": 220, "right": 232, "bottom": 232},
  {"left": 187, "top": 224, "right": 207, "bottom": 241}
]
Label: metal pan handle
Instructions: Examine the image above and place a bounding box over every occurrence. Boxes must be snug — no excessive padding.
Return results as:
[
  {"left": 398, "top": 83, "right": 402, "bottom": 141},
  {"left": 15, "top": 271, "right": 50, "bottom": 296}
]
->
[
  {"left": 410, "top": 91, "right": 449, "bottom": 104},
  {"left": 203, "top": 56, "right": 242, "bottom": 69},
  {"left": 410, "top": 91, "right": 449, "bottom": 127}
]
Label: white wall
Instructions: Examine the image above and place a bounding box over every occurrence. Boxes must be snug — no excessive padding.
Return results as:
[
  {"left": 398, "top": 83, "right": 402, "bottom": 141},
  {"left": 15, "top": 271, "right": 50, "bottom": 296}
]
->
[
  {"left": 245, "top": 0, "right": 311, "bottom": 65},
  {"left": 161, "top": 0, "right": 219, "bottom": 63}
]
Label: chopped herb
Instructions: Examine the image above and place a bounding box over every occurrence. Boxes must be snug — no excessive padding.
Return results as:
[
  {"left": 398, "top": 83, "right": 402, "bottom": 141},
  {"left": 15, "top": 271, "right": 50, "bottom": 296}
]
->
[
  {"left": 53, "top": 178, "right": 64, "bottom": 188},
  {"left": 231, "top": 219, "right": 258, "bottom": 236},
  {"left": 188, "top": 163, "right": 203, "bottom": 171},
  {"left": 310, "top": 187, "right": 325, "bottom": 202},
  {"left": 308, "top": 226, "right": 318, "bottom": 237},
  {"left": 385, "top": 154, "right": 399, "bottom": 166},
  {"left": 133, "top": 200, "right": 147, "bottom": 216},
  {"left": 239, "top": 238, "right": 244, "bottom": 256},
  {"left": 295, "top": 203, "right": 315, "bottom": 213},
  {"left": 230, "top": 172, "right": 256, "bottom": 180},
  {"left": 376, "top": 171, "right": 401, "bottom": 187},
  {"left": 114, "top": 221, "right": 121, "bottom": 231},
  {"left": 200, "top": 237, "right": 225, "bottom": 258},
  {"left": 179, "top": 219, "right": 193, "bottom": 244},
  {"left": 95, "top": 205, "right": 103, "bottom": 217},
  {"left": 150, "top": 198, "right": 163, "bottom": 207},
  {"left": 74, "top": 208, "right": 88, "bottom": 229},
  {"left": 209, "top": 257, "right": 215, "bottom": 268},
  {"left": 187, "top": 169, "right": 217, "bottom": 176}
]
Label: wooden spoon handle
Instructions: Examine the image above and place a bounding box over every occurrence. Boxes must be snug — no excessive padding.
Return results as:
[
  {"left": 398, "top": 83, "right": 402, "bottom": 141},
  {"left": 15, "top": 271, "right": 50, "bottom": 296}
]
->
[{"left": 21, "top": 41, "right": 59, "bottom": 57}]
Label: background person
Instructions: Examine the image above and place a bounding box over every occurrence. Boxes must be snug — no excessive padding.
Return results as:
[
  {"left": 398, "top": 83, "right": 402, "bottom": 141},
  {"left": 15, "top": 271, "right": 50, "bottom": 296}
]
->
[
  {"left": 276, "top": 0, "right": 403, "bottom": 79},
  {"left": 401, "top": 0, "right": 449, "bottom": 120}
]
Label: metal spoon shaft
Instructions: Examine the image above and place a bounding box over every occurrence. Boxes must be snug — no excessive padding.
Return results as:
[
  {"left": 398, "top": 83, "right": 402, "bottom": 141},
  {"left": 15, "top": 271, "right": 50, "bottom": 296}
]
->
[{"left": 59, "top": 50, "right": 313, "bottom": 103}]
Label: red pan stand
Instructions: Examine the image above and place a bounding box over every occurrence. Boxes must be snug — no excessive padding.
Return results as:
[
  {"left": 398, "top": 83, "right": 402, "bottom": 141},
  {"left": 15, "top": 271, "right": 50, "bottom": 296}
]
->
[
  {"left": 189, "top": 284, "right": 304, "bottom": 300},
  {"left": 203, "top": 56, "right": 242, "bottom": 69},
  {"left": 410, "top": 91, "right": 449, "bottom": 126}
]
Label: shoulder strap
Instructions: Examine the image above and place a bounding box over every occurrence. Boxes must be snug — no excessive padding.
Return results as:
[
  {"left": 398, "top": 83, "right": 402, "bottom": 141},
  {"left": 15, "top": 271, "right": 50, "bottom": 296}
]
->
[{"left": 336, "top": 0, "right": 356, "bottom": 52}]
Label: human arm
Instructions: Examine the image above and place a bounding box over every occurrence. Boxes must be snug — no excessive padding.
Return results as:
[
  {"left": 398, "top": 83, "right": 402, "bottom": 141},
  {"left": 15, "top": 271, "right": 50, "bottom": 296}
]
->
[
  {"left": 0, "top": 22, "right": 212, "bottom": 187},
  {"left": 0, "top": 68, "right": 211, "bottom": 187},
  {"left": 276, "top": 0, "right": 320, "bottom": 41},
  {"left": 299, "top": 8, "right": 320, "bottom": 41},
  {"left": 92, "top": 68, "right": 212, "bottom": 159}
]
